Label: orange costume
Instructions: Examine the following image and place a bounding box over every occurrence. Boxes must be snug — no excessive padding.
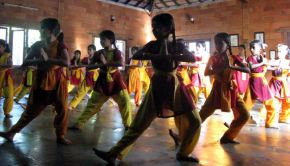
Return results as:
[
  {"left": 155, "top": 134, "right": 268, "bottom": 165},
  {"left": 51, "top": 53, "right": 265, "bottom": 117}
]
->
[
  {"left": 8, "top": 40, "right": 69, "bottom": 138},
  {"left": 268, "top": 60, "right": 290, "bottom": 123},
  {"left": 199, "top": 54, "right": 249, "bottom": 142},
  {"left": 244, "top": 55, "right": 279, "bottom": 127},
  {"left": 0, "top": 52, "right": 14, "bottom": 116}
]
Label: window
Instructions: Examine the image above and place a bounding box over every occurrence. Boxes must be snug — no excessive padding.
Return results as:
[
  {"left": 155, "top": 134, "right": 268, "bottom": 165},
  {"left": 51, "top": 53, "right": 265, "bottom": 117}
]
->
[
  {"left": 12, "top": 29, "right": 25, "bottom": 65},
  {"left": 0, "top": 27, "right": 8, "bottom": 41},
  {"left": 188, "top": 40, "right": 211, "bottom": 62},
  {"left": 0, "top": 25, "right": 40, "bottom": 66},
  {"left": 93, "top": 37, "right": 102, "bottom": 51},
  {"left": 27, "top": 29, "right": 40, "bottom": 47}
]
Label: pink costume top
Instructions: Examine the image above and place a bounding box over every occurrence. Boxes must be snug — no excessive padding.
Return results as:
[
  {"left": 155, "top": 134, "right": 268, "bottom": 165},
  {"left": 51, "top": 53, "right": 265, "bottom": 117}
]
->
[
  {"left": 232, "top": 55, "right": 249, "bottom": 94},
  {"left": 246, "top": 55, "right": 273, "bottom": 101}
]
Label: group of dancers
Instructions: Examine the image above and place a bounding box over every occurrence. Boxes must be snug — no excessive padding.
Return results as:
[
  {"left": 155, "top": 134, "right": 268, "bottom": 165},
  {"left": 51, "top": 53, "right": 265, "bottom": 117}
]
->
[{"left": 0, "top": 13, "right": 289, "bottom": 165}]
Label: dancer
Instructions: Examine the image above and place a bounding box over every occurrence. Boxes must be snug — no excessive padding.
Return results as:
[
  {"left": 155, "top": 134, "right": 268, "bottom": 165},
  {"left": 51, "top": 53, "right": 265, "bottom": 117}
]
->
[
  {"left": 93, "top": 13, "right": 201, "bottom": 165},
  {"left": 0, "top": 18, "right": 71, "bottom": 144},
  {"left": 68, "top": 44, "right": 99, "bottom": 111},
  {"left": 198, "top": 33, "right": 250, "bottom": 144},
  {"left": 68, "top": 50, "right": 83, "bottom": 93},
  {"left": 69, "top": 30, "right": 132, "bottom": 130},
  {"left": 268, "top": 44, "right": 290, "bottom": 123},
  {"left": 0, "top": 39, "right": 14, "bottom": 118},
  {"left": 243, "top": 40, "right": 279, "bottom": 128}
]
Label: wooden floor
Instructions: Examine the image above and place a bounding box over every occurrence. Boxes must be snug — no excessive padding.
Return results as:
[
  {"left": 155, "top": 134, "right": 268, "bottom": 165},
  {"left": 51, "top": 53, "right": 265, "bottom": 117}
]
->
[{"left": 0, "top": 94, "right": 289, "bottom": 166}]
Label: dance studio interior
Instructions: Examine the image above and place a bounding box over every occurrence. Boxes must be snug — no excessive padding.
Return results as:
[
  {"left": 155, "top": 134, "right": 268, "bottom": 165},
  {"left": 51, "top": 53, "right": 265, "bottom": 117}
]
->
[{"left": 0, "top": 0, "right": 289, "bottom": 165}]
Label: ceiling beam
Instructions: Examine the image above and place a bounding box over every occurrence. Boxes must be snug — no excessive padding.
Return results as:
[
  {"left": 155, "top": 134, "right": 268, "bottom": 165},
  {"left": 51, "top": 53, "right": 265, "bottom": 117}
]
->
[
  {"left": 135, "top": 0, "right": 144, "bottom": 6},
  {"left": 143, "top": 0, "right": 152, "bottom": 9},
  {"left": 172, "top": 0, "right": 180, "bottom": 6},
  {"left": 159, "top": 0, "right": 169, "bottom": 8},
  {"left": 124, "top": 0, "right": 131, "bottom": 4}
]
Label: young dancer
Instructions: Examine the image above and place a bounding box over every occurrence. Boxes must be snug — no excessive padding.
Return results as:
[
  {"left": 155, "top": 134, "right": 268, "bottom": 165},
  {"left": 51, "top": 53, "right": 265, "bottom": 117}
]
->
[
  {"left": 198, "top": 33, "right": 250, "bottom": 144},
  {"left": 69, "top": 30, "right": 132, "bottom": 130},
  {"left": 68, "top": 50, "right": 83, "bottom": 93},
  {"left": 0, "top": 39, "right": 14, "bottom": 118},
  {"left": 268, "top": 44, "right": 290, "bottom": 123},
  {"left": 243, "top": 40, "right": 279, "bottom": 128},
  {"left": 0, "top": 18, "right": 71, "bottom": 144},
  {"left": 233, "top": 45, "right": 249, "bottom": 95},
  {"left": 68, "top": 45, "right": 99, "bottom": 111},
  {"left": 93, "top": 13, "right": 201, "bottom": 165}
]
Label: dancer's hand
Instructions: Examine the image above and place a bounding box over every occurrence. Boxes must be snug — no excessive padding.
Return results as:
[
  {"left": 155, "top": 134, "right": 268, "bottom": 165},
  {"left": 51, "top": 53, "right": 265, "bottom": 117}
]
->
[{"left": 40, "top": 48, "right": 48, "bottom": 62}]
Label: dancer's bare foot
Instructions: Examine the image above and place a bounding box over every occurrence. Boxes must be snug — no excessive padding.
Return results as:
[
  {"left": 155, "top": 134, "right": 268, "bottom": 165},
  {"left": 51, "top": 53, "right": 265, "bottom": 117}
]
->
[
  {"left": 265, "top": 125, "right": 279, "bottom": 129},
  {"left": 0, "top": 132, "right": 15, "bottom": 142},
  {"left": 176, "top": 153, "right": 199, "bottom": 163},
  {"left": 93, "top": 148, "right": 116, "bottom": 166},
  {"left": 169, "top": 129, "right": 180, "bottom": 147},
  {"left": 68, "top": 124, "right": 81, "bottom": 131},
  {"left": 220, "top": 136, "right": 240, "bottom": 144},
  {"left": 248, "top": 116, "right": 257, "bottom": 125},
  {"left": 56, "top": 136, "right": 72, "bottom": 145}
]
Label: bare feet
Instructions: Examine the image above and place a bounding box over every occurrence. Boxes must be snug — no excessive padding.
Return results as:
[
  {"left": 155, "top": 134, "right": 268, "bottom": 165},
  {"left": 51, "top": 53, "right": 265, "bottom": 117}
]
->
[
  {"left": 56, "top": 137, "right": 72, "bottom": 145},
  {"left": 265, "top": 125, "right": 279, "bottom": 129},
  {"left": 93, "top": 148, "right": 116, "bottom": 166},
  {"left": 248, "top": 116, "right": 257, "bottom": 125},
  {"left": 176, "top": 153, "right": 199, "bottom": 163},
  {"left": 220, "top": 136, "right": 240, "bottom": 144},
  {"left": 169, "top": 129, "right": 180, "bottom": 148},
  {"left": 0, "top": 132, "right": 15, "bottom": 142},
  {"left": 68, "top": 125, "right": 81, "bottom": 131}
]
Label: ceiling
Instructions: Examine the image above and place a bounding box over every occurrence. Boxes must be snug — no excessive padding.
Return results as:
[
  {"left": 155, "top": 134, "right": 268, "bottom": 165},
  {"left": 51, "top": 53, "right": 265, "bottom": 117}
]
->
[{"left": 102, "top": 0, "right": 228, "bottom": 12}]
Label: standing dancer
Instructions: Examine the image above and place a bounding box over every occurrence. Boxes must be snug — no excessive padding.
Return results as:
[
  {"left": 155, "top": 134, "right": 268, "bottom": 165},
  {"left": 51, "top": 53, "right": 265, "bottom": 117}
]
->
[
  {"left": 69, "top": 30, "right": 132, "bottom": 130},
  {"left": 0, "top": 39, "right": 13, "bottom": 118},
  {"left": 268, "top": 44, "right": 290, "bottom": 123},
  {"left": 68, "top": 50, "right": 83, "bottom": 93},
  {"left": 233, "top": 45, "right": 249, "bottom": 96},
  {"left": 199, "top": 33, "right": 250, "bottom": 144},
  {"left": 0, "top": 18, "right": 71, "bottom": 144},
  {"left": 93, "top": 13, "right": 201, "bottom": 165},
  {"left": 68, "top": 45, "right": 99, "bottom": 111},
  {"left": 243, "top": 40, "right": 279, "bottom": 128}
]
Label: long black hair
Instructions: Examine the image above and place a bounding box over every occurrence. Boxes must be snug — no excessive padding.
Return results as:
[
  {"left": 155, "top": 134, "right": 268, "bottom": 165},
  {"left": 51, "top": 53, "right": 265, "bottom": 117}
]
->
[
  {"left": 72, "top": 50, "right": 81, "bottom": 65},
  {"left": 152, "top": 13, "right": 176, "bottom": 55},
  {"left": 239, "top": 44, "right": 247, "bottom": 57},
  {"left": 99, "top": 30, "right": 117, "bottom": 49},
  {"left": 214, "top": 32, "right": 232, "bottom": 56},
  {"left": 0, "top": 39, "right": 11, "bottom": 53},
  {"left": 40, "top": 18, "right": 64, "bottom": 44}
]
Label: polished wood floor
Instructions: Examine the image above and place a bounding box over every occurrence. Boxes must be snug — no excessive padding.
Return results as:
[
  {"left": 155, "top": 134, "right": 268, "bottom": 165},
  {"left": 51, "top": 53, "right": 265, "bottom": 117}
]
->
[{"left": 0, "top": 95, "right": 289, "bottom": 166}]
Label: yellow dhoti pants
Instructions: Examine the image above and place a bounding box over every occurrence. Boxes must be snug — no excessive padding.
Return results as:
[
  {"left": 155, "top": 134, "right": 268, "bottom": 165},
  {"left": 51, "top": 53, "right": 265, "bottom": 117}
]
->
[
  {"left": 75, "top": 89, "right": 132, "bottom": 128},
  {"left": 1, "top": 77, "right": 14, "bottom": 115},
  {"left": 14, "top": 85, "right": 31, "bottom": 102},
  {"left": 67, "top": 83, "right": 77, "bottom": 93},
  {"left": 279, "top": 99, "right": 290, "bottom": 123},
  {"left": 200, "top": 94, "right": 249, "bottom": 140},
  {"left": 245, "top": 98, "right": 279, "bottom": 128},
  {"left": 69, "top": 80, "right": 92, "bottom": 109},
  {"left": 108, "top": 89, "right": 201, "bottom": 159}
]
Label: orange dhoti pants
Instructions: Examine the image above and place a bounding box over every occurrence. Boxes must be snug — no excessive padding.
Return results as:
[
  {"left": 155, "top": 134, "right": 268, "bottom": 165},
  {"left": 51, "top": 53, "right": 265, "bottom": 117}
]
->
[{"left": 9, "top": 88, "right": 68, "bottom": 137}]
